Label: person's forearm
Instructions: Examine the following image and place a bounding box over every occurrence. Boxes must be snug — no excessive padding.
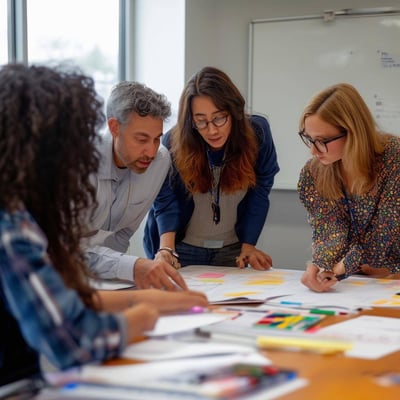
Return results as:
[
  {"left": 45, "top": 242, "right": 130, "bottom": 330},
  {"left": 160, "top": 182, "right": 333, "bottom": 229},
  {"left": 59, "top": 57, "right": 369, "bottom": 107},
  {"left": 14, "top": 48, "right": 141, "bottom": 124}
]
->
[
  {"left": 96, "top": 290, "right": 144, "bottom": 312},
  {"left": 157, "top": 232, "right": 180, "bottom": 268},
  {"left": 159, "top": 232, "right": 177, "bottom": 249},
  {"left": 386, "top": 272, "right": 400, "bottom": 279}
]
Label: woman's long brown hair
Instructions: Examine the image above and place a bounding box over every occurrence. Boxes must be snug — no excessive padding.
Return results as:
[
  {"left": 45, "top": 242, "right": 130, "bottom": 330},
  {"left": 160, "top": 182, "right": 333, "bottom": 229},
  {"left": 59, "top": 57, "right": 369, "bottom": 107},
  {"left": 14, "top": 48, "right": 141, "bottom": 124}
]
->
[{"left": 171, "top": 66, "right": 258, "bottom": 194}]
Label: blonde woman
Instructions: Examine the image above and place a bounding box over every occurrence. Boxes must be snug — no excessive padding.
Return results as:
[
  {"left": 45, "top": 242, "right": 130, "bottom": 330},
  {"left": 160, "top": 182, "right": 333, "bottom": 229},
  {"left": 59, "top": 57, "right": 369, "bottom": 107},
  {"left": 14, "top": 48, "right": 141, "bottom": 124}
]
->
[{"left": 298, "top": 83, "right": 400, "bottom": 292}]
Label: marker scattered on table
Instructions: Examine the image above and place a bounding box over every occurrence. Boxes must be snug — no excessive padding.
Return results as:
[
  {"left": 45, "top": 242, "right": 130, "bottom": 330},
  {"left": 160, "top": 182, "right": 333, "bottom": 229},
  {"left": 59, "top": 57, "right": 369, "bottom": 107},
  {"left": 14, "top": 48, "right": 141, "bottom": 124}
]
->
[
  {"left": 189, "top": 306, "right": 208, "bottom": 313},
  {"left": 256, "top": 335, "right": 353, "bottom": 354}
]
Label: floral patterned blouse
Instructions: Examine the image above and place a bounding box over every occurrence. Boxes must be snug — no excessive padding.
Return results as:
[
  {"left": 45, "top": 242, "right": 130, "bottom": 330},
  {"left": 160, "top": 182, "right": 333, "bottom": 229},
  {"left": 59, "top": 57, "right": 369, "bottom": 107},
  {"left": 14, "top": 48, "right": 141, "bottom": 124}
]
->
[{"left": 298, "top": 135, "right": 400, "bottom": 277}]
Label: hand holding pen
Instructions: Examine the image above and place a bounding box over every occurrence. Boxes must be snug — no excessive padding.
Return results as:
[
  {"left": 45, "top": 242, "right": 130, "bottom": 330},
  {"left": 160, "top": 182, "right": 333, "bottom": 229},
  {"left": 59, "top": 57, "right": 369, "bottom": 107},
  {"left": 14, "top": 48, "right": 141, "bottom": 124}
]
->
[{"left": 301, "top": 263, "right": 340, "bottom": 292}]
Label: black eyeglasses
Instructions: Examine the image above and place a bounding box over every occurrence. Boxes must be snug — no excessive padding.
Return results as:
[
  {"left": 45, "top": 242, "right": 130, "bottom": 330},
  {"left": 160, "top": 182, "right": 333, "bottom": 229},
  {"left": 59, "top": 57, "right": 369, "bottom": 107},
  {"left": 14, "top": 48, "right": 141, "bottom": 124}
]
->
[
  {"left": 193, "top": 114, "right": 229, "bottom": 130},
  {"left": 298, "top": 130, "right": 347, "bottom": 153}
]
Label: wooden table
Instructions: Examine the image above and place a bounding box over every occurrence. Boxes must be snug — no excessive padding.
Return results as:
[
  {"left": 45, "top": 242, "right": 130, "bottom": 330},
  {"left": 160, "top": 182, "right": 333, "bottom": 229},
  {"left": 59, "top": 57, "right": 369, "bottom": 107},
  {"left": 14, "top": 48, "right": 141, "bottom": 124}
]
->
[
  {"left": 103, "top": 307, "right": 400, "bottom": 399},
  {"left": 262, "top": 307, "right": 400, "bottom": 400},
  {"left": 37, "top": 307, "right": 399, "bottom": 399}
]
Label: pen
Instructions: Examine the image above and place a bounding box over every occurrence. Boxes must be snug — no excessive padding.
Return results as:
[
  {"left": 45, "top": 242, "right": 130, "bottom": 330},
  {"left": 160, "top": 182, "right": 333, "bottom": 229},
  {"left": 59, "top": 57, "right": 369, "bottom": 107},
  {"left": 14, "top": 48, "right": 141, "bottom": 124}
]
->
[
  {"left": 224, "top": 305, "right": 343, "bottom": 317},
  {"left": 309, "top": 308, "right": 336, "bottom": 316},
  {"left": 271, "top": 302, "right": 354, "bottom": 314},
  {"left": 279, "top": 301, "right": 303, "bottom": 306},
  {"left": 256, "top": 335, "right": 353, "bottom": 354},
  {"left": 275, "top": 303, "right": 339, "bottom": 315}
]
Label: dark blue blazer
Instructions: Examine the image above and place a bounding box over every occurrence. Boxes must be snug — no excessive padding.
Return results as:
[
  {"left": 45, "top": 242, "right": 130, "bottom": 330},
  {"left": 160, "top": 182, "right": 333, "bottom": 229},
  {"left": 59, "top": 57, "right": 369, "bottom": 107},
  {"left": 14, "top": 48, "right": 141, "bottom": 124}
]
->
[{"left": 143, "top": 115, "right": 279, "bottom": 258}]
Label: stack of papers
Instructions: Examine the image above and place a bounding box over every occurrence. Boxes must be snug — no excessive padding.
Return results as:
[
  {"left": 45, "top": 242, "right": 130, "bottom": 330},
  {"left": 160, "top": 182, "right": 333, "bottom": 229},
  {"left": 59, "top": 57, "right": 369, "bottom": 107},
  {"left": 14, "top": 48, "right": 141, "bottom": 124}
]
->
[
  {"left": 122, "top": 338, "right": 255, "bottom": 361},
  {"left": 64, "top": 354, "right": 307, "bottom": 400},
  {"left": 315, "top": 315, "right": 400, "bottom": 359}
]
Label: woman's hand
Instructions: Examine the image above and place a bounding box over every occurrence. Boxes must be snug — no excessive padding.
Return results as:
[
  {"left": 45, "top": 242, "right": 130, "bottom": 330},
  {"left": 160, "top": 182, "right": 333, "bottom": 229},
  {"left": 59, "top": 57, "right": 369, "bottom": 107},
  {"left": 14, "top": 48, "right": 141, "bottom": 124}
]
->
[
  {"left": 123, "top": 303, "right": 159, "bottom": 342},
  {"left": 236, "top": 243, "right": 272, "bottom": 270},
  {"left": 121, "top": 289, "right": 209, "bottom": 342},
  {"left": 155, "top": 250, "right": 182, "bottom": 270},
  {"left": 301, "top": 263, "right": 338, "bottom": 292},
  {"left": 97, "top": 288, "right": 208, "bottom": 313},
  {"left": 129, "top": 288, "right": 208, "bottom": 313}
]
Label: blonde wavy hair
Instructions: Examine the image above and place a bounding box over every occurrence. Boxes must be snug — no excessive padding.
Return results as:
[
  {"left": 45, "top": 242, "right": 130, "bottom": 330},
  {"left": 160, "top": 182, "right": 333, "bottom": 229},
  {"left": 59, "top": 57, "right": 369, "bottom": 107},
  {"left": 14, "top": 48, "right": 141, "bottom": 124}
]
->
[{"left": 299, "top": 83, "right": 387, "bottom": 199}]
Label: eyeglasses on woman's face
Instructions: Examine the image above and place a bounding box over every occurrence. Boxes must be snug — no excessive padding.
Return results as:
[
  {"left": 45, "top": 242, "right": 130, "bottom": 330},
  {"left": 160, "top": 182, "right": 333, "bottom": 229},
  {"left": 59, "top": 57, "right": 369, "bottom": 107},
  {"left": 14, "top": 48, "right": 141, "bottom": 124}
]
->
[
  {"left": 193, "top": 114, "right": 229, "bottom": 130},
  {"left": 298, "top": 130, "right": 347, "bottom": 153}
]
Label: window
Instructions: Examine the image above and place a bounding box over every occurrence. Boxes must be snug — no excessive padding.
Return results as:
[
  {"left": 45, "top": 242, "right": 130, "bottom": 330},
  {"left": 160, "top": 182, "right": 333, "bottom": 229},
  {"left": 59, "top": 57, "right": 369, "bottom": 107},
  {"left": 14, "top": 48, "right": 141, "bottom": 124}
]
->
[
  {"left": 3, "top": 0, "right": 120, "bottom": 104},
  {"left": 134, "top": 0, "right": 184, "bottom": 131},
  {"left": 26, "top": 0, "right": 120, "bottom": 102},
  {"left": 3, "top": 0, "right": 184, "bottom": 130}
]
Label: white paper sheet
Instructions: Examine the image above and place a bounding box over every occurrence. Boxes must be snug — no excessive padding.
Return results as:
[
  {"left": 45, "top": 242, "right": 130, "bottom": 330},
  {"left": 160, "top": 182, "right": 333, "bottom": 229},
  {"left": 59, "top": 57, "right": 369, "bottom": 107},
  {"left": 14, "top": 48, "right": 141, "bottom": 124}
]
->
[
  {"left": 180, "top": 266, "right": 400, "bottom": 311},
  {"left": 81, "top": 353, "right": 269, "bottom": 384},
  {"left": 122, "top": 338, "right": 256, "bottom": 361},
  {"left": 316, "top": 315, "right": 400, "bottom": 359},
  {"left": 89, "top": 279, "right": 135, "bottom": 291},
  {"left": 144, "top": 312, "right": 231, "bottom": 336},
  {"left": 76, "top": 353, "right": 308, "bottom": 400}
]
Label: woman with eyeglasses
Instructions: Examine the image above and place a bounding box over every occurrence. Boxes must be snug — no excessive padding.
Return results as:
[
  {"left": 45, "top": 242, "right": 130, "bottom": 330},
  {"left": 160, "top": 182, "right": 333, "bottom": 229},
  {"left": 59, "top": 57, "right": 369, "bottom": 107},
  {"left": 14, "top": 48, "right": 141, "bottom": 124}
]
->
[
  {"left": 144, "top": 66, "right": 279, "bottom": 269},
  {"left": 297, "top": 83, "right": 400, "bottom": 292}
]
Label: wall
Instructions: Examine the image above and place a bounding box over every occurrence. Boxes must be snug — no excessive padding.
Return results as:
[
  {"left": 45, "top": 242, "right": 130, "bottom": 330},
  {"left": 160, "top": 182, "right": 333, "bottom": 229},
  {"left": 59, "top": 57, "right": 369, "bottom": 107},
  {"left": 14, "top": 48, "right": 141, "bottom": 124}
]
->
[
  {"left": 250, "top": 13, "right": 400, "bottom": 189},
  {"left": 130, "top": 0, "right": 400, "bottom": 270},
  {"left": 183, "top": 0, "right": 400, "bottom": 270}
]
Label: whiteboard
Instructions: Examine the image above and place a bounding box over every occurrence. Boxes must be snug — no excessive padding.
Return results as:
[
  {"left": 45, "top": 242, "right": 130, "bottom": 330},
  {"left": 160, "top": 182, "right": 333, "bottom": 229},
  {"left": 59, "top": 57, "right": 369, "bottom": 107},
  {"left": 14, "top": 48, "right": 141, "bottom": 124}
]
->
[{"left": 249, "top": 12, "right": 400, "bottom": 189}]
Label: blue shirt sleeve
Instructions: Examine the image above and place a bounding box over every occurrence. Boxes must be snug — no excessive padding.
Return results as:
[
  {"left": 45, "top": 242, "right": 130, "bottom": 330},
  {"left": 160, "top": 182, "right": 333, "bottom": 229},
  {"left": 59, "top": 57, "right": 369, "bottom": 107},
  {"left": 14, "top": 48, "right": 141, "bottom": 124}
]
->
[
  {"left": 235, "top": 115, "right": 280, "bottom": 244},
  {"left": 0, "top": 209, "right": 127, "bottom": 370},
  {"left": 143, "top": 131, "right": 189, "bottom": 258}
]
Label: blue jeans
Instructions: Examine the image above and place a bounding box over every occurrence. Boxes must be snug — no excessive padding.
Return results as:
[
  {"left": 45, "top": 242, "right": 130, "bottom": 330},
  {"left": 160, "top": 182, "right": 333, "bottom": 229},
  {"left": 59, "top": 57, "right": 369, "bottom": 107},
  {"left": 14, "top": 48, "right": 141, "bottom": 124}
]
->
[{"left": 176, "top": 242, "right": 241, "bottom": 267}]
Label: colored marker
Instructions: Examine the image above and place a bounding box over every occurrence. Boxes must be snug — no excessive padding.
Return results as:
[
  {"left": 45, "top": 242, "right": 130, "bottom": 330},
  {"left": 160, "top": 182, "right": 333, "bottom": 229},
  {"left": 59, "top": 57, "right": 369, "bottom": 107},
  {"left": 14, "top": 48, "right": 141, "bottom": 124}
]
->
[
  {"left": 279, "top": 301, "right": 303, "bottom": 306},
  {"left": 189, "top": 306, "right": 208, "bottom": 313},
  {"left": 256, "top": 335, "right": 353, "bottom": 354},
  {"left": 232, "top": 364, "right": 279, "bottom": 377},
  {"left": 309, "top": 309, "right": 336, "bottom": 316}
]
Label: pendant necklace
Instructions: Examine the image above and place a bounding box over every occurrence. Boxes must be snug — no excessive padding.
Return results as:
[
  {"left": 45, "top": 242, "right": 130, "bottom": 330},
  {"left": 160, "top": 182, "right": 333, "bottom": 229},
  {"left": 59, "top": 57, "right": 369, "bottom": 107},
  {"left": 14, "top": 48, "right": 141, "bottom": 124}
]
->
[{"left": 206, "top": 148, "right": 225, "bottom": 225}]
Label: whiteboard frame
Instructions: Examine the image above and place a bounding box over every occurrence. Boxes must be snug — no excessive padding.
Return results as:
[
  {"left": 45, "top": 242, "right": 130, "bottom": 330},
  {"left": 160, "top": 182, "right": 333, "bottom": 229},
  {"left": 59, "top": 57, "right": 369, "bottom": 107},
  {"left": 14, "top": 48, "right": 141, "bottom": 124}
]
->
[{"left": 248, "top": 9, "right": 400, "bottom": 190}]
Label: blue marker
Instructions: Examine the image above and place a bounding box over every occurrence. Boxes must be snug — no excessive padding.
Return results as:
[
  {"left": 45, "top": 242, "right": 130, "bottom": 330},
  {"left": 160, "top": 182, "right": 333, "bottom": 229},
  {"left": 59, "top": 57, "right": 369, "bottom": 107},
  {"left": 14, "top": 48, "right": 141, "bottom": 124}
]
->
[{"left": 279, "top": 301, "right": 302, "bottom": 306}]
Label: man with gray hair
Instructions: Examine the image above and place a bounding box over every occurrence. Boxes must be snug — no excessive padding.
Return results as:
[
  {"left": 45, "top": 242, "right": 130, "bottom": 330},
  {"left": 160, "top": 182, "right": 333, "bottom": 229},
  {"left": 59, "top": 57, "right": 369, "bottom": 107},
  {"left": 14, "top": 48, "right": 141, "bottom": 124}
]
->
[{"left": 83, "top": 81, "right": 187, "bottom": 291}]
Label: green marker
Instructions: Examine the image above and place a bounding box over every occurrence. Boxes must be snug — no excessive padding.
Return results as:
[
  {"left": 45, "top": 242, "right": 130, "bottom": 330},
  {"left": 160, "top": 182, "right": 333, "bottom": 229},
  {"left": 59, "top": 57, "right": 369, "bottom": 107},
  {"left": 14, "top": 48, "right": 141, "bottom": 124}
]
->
[{"left": 309, "top": 309, "right": 335, "bottom": 315}]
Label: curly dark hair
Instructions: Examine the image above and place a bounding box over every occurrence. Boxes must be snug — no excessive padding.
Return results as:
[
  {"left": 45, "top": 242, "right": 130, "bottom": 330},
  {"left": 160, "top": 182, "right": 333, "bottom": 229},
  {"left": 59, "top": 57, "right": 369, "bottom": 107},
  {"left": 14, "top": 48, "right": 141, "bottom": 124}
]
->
[{"left": 0, "top": 63, "right": 105, "bottom": 308}]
